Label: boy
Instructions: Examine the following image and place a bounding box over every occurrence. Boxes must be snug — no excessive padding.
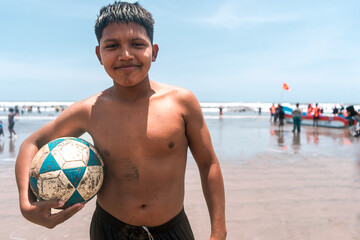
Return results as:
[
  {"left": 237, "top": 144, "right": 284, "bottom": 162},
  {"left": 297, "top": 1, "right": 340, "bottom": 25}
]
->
[{"left": 15, "top": 2, "right": 226, "bottom": 240}]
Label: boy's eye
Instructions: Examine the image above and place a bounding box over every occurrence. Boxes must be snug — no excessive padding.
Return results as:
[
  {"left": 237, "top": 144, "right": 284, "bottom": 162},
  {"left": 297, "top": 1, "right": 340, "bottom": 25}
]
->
[
  {"left": 133, "top": 42, "right": 145, "bottom": 47},
  {"left": 105, "top": 44, "right": 118, "bottom": 49}
]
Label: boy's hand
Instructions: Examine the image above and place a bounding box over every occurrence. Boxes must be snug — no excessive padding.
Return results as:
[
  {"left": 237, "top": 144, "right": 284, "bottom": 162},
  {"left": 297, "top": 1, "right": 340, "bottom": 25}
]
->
[{"left": 21, "top": 199, "right": 84, "bottom": 229}]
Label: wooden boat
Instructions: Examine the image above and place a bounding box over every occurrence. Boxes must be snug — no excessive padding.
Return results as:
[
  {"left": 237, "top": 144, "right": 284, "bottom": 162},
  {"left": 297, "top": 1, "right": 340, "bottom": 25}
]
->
[{"left": 282, "top": 106, "right": 357, "bottom": 128}]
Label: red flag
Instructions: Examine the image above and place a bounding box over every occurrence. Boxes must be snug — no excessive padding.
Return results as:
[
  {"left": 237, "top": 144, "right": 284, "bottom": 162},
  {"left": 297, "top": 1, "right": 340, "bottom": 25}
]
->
[{"left": 283, "top": 82, "right": 290, "bottom": 91}]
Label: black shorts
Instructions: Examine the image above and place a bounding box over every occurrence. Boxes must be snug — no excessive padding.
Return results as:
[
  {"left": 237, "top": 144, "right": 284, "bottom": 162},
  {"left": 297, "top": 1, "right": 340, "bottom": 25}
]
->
[{"left": 90, "top": 202, "right": 195, "bottom": 240}]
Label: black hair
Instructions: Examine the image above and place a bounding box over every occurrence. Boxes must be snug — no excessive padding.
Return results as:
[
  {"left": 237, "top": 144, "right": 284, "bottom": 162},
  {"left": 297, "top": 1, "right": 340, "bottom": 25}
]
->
[
  {"left": 346, "top": 105, "right": 357, "bottom": 117},
  {"left": 95, "top": 1, "right": 154, "bottom": 44}
]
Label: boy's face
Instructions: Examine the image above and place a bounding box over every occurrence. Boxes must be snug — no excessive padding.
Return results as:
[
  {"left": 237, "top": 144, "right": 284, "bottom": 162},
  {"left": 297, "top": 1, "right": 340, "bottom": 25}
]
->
[{"left": 96, "top": 22, "right": 158, "bottom": 87}]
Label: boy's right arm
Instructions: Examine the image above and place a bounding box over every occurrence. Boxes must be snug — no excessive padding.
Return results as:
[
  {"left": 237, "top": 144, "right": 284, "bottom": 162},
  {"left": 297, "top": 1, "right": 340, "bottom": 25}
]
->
[{"left": 15, "top": 102, "right": 89, "bottom": 228}]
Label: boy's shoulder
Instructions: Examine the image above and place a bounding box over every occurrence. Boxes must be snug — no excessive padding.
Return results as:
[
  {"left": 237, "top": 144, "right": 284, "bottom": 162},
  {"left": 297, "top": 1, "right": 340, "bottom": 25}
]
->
[
  {"left": 66, "top": 90, "right": 107, "bottom": 114},
  {"left": 151, "top": 81, "right": 202, "bottom": 119},
  {"left": 151, "top": 81, "right": 198, "bottom": 104}
]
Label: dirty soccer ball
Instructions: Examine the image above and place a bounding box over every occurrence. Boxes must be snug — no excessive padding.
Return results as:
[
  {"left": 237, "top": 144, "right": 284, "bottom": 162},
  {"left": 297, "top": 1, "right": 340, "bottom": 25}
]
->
[{"left": 29, "top": 137, "right": 104, "bottom": 207}]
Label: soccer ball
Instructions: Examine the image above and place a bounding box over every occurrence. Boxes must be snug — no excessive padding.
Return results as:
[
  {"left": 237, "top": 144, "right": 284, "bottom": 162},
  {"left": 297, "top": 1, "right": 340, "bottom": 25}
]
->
[{"left": 29, "top": 137, "right": 104, "bottom": 208}]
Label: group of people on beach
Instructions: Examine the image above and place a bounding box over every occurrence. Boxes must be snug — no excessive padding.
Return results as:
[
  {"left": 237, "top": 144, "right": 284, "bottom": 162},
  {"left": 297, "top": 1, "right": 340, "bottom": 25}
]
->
[
  {"left": 0, "top": 108, "right": 17, "bottom": 139},
  {"left": 270, "top": 103, "right": 360, "bottom": 134},
  {"left": 270, "top": 103, "right": 323, "bottom": 132},
  {"left": 270, "top": 104, "right": 286, "bottom": 131},
  {"left": 1, "top": 105, "right": 66, "bottom": 114}
]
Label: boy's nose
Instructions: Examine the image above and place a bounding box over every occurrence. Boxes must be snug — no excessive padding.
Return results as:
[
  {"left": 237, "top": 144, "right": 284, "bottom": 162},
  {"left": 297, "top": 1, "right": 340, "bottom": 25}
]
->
[{"left": 118, "top": 48, "right": 133, "bottom": 60}]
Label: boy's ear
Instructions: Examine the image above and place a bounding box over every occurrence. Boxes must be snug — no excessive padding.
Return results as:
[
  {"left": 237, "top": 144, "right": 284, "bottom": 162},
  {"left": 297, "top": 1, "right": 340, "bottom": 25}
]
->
[
  {"left": 152, "top": 44, "right": 159, "bottom": 62},
  {"left": 95, "top": 46, "right": 103, "bottom": 65}
]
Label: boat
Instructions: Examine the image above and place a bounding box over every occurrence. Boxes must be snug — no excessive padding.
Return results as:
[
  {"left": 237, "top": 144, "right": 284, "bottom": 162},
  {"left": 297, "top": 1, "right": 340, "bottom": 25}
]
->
[{"left": 282, "top": 106, "right": 357, "bottom": 128}]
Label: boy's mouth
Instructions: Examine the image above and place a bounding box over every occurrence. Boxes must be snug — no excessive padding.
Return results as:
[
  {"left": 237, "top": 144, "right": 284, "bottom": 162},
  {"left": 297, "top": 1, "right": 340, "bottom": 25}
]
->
[{"left": 114, "top": 62, "right": 140, "bottom": 70}]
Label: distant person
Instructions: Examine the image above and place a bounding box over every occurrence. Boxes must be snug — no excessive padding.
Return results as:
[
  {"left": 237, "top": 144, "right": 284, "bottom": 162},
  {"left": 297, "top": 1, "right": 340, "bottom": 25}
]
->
[
  {"left": 346, "top": 105, "right": 360, "bottom": 118},
  {"left": 307, "top": 103, "right": 313, "bottom": 116},
  {"left": 332, "top": 105, "right": 338, "bottom": 116},
  {"left": 292, "top": 103, "right": 302, "bottom": 133},
  {"left": 219, "top": 105, "right": 224, "bottom": 116},
  {"left": 313, "top": 103, "right": 321, "bottom": 127},
  {"left": 258, "top": 107, "right": 261, "bottom": 115},
  {"left": 15, "top": 106, "right": 20, "bottom": 115},
  {"left": 339, "top": 104, "right": 345, "bottom": 115},
  {"left": 270, "top": 104, "right": 276, "bottom": 122},
  {"left": 346, "top": 105, "right": 360, "bottom": 123},
  {"left": 274, "top": 104, "right": 280, "bottom": 123},
  {"left": 346, "top": 105, "right": 360, "bottom": 137},
  {"left": 278, "top": 105, "right": 285, "bottom": 131},
  {"left": 0, "top": 120, "right": 4, "bottom": 137},
  {"left": 8, "top": 108, "right": 17, "bottom": 138}
]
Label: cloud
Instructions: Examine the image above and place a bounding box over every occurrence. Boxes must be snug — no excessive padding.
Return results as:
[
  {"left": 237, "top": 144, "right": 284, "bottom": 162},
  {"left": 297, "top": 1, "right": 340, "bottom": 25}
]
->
[
  {"left": 0, "top": 58, "right": 104, "bottom": 83},
  {"left": 13, "top": 0, "right": 101, "bottom": 20},
  {"left": 0, "top": 57, "right": 111, "bottom": 101},
  {"left": 193, "top": 1, "right": 298, "bottom": 29}
]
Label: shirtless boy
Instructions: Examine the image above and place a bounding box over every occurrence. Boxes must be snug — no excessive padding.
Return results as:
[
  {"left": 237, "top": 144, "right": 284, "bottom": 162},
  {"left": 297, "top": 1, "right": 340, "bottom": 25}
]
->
[{"left": 15, "top": 2, "right": 226, "bottom": 239}]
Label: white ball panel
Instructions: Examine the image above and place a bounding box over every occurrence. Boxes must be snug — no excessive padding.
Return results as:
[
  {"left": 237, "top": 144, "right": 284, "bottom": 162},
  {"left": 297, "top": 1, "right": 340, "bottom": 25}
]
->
[
  {"left": 38, "top": 170, "right": 75, "bottom": 201},
  {"left": 77, "top": 166, "right": 104, "bottom": 200},
  {"left": 52, "top": 140, "right": 88, "bottom": 169}
]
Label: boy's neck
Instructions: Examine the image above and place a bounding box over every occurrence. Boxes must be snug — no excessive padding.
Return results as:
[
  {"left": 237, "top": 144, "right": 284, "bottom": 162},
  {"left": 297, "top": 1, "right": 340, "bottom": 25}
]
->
[{"left": 112, "top": 76, "right": 155, "bottom": 101}]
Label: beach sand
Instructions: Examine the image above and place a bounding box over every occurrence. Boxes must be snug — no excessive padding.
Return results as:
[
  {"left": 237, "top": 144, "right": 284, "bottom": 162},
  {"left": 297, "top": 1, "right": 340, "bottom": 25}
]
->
[{"left": 1, "top": 114, "right": 360, "bottom": 240}]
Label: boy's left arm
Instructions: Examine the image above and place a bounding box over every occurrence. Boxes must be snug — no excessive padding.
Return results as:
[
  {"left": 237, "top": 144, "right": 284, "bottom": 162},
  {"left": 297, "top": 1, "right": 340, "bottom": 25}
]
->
[{"left": 182, "top": 91, "right": 227, "bottom": 240}]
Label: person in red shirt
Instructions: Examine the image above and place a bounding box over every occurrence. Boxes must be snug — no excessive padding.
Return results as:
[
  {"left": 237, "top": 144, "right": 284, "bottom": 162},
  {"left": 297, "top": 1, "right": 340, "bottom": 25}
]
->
[
  {"left": 270, "top": 104, "right": 276, "bottom": 122},
  {"left": 307, "top": 103, "right": 313, "bottom": 116},
  {"left": 313, "top": 103, "right": 321, "bottom": 127}
]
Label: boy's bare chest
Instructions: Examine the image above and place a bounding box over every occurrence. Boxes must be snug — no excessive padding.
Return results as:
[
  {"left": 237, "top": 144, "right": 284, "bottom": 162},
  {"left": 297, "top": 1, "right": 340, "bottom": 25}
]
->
[{"left": 88, "top": 100, "right": 187, "bottom": 159}]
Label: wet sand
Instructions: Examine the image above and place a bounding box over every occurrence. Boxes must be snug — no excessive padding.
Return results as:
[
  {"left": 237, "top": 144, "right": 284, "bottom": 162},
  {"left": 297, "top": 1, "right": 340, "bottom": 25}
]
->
[{"left": 1, "top": 114, "right": 360, "bottom": 239}]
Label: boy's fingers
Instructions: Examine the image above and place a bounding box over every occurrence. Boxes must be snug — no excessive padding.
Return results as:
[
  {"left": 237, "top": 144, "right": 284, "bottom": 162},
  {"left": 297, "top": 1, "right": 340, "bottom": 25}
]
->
[
  {"left": 51, "top": 203, "right": 84, "bottom": 224},
  {"left": 36, "top": 199, "right": 64, "bottom": 209}
]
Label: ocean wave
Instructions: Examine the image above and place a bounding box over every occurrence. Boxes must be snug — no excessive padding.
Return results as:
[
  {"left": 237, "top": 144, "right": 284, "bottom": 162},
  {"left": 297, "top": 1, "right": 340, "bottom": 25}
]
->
[
  {"left": 0, "top": 101, "right": 359, "bottom": 114},
  {"left": 0, "top": 116, "right": 57, "bottom": 120}
]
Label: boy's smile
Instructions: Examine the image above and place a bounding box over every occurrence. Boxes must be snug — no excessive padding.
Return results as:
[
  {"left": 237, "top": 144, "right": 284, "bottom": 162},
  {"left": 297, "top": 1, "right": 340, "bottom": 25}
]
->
[{"left": 96, "top": 22, "right": 158, "bottom": 88}]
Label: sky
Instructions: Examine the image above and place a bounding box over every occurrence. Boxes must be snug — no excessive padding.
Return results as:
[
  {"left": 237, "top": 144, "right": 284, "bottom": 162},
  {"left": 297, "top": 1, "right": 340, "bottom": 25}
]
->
[{"left": 1, "top": 0, "right": 359, "bottom": 103}]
